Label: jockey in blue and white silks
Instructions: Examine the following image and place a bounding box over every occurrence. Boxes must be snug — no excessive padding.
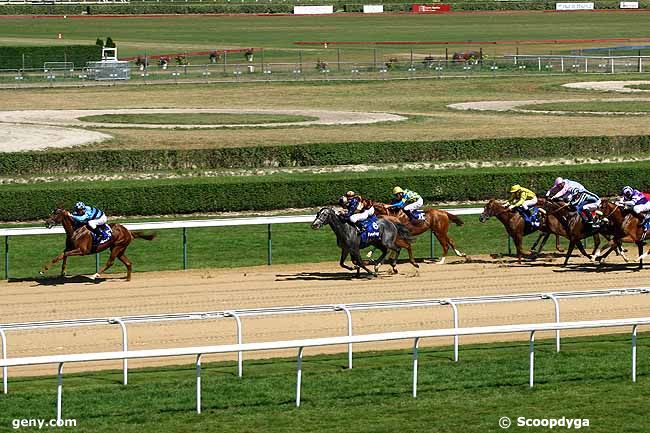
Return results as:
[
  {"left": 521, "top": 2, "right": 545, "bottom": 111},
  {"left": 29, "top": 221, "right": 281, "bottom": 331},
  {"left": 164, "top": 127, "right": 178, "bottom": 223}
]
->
[
  {"left": 568, "top": 188, "right": 601, "bottom": 225},
  {"left": 342, "top": 191, "right": 375, "bottom": 225},
  {"left": 546, "top": 177, "right": 585, "bottom": 202},
  {"left": 617, "top": 186, "right": 650, "bottom": 216},
  {"left": 71, "top": 202, "right": 109, "bottom": 242}
]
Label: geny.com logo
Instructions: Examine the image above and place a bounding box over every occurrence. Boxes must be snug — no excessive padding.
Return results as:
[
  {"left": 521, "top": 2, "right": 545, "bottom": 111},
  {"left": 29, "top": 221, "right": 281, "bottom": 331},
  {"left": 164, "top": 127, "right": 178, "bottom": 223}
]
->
[{"left": 12, "top": 419, "right": 77, "bottom": 430}]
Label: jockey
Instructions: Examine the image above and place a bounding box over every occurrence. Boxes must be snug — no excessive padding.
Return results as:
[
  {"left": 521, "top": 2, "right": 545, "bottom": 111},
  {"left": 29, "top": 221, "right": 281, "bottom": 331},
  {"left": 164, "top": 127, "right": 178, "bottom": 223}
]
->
[
  {"left": 617, "top": 186, "right": 650, "bottom": 220},
  {"left": 388, "top": 186, "right": 423, "bottom": 220},
  {"left": 568, "top": 187, "right": 601, "bottom": 225},
  {"left": 343, "top": 191, "right": 375, "bottom": 228},
  {"left": 506, "top": 184, "right": 538, "bottom": 222},
  {"left": 71, "top": 202, "right": 109, "bottom": 243},
  {"left": 546, "top": 177, "right": 585, "bottom": 202}
]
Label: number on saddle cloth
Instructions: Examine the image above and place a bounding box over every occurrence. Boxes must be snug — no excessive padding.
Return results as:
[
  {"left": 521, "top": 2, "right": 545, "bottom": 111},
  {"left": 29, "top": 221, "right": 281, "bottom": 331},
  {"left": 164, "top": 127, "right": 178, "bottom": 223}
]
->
[
  {"left": 411, "top": 210, "right": 426, "bottom": 221},
  {"left": 359, "top": 216, "right": 381, "bottom": 247}
]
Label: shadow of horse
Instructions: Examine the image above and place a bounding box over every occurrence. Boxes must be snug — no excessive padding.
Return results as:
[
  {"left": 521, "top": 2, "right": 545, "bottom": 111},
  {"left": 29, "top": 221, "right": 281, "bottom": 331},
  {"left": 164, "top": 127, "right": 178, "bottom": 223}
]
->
[
  {"left": 10, "top": 274, "right": 104, "bottom": 286},
  {"left": 276, "top": 272, "right": 376, "bottom": 281}
]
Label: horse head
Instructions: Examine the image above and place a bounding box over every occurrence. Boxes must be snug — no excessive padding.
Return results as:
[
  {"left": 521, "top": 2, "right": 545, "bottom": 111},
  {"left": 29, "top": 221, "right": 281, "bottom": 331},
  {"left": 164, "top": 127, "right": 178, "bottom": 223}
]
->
[
  {"left": 479, "top": 199, "right": 502, "bottom": 223},
  {"left": 311, "top": 207, "right": 336, "bottom": 230},
  {"left": 45, "top": 208, "right": 67, "bottom": 229}
]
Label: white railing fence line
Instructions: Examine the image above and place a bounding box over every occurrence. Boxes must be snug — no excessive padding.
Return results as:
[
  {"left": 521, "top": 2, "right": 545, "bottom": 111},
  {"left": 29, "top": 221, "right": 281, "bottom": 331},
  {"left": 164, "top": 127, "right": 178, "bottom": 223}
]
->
[
  {"left": 1, "top": 317, "right": 647, "bottom": 421},
  {"left": 0, "top": 207, "right": 484, "bottom": 278},
  {"left": 1, "top": 286, "right": 647, "bottom": 394}
]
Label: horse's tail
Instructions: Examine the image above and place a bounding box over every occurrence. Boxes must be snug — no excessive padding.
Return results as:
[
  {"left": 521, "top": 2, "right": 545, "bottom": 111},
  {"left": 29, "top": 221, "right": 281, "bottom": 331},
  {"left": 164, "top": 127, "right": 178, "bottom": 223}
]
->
[
  {"left": 445, "top": 211, "right": 464, "bottom": 227},
  {"left": 132, "top": 231, "right": 156, "bottom": 241},
  {"left": 395, "top": 223, "right": 415, "bottom": 243}
]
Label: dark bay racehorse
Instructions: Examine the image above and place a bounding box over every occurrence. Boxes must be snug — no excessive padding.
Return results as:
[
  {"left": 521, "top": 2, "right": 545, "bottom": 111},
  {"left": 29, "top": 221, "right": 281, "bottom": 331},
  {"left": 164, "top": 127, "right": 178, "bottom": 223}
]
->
[
  {"left": 373, "top": 202, "right": 465, "bottom": 264},
  {"left": 40, "top": 208, "right": 156, "bottom": 281},
  {"left": 540, "top": 200, "right": 603, "bottom": 266},
  {"left": 479, "top": 199, "right": 563, "bottom": 263},
  {"left": 311, "top": 206, "right": 418, "bottom": 276},
  {"left": 595, "top": 200, "right": 644, "bottom": 268}
]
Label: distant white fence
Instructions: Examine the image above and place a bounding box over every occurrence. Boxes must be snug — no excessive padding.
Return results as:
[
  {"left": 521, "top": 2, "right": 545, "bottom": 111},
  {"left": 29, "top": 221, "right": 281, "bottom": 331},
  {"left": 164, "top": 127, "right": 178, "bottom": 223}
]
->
[
  {"left": 1, "top": 317, "right": 647, "bottom": 421},
  {"left": 0, "top": 208, "right": 484, "bottom": 279},
  {"left": 1, "top": 286, "right": 647, "bottom": 396}
]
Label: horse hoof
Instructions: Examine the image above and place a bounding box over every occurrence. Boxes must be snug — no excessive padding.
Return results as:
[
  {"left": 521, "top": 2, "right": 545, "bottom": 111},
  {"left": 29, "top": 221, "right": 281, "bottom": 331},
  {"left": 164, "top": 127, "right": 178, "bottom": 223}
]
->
[
  {"left": 436, "top": 257, "right": 446, "bottom": 265},
  {"left": 90, "top": 273, "right": 101, "bottom": 280},
  {"left": 39, "top": 271, "right": 45, "bottom": 276}
]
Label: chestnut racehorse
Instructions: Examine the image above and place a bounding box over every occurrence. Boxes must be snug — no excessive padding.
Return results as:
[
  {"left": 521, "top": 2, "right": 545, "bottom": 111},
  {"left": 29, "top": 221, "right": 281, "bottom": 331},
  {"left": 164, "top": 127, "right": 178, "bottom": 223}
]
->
[
  {"left": 40, "top": 208, "right": 155, "bottom": 281},
  {"left": 373, "top": 202, "right": 465, "bottom": 264},
  {"left": 595, "top": 200, "right": 645, "bottom": 268},
  {"left": 479, "top": 199, "right": 565, "bottom": 263}
]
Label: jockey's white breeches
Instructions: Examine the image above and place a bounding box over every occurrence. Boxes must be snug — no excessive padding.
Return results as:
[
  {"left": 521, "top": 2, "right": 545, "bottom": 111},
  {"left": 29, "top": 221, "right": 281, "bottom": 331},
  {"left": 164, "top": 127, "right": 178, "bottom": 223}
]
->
[
  {"left": 582, "top": 200, "right": 601, "bottom": 212},
  {"left": 349, "top": 207, "right": 374, "bottom": 224},
  {"left": 521, "top": 198, "right": 538, "bottom": 210},
  {"left": 88, "top": 214, "right": 108, "bottom": 229},
  {"left": 634, "top": 202, "right": 650, "bottom": 214},
  {"left": 404, "top": 197, "right": 423, "bottom": 212}
]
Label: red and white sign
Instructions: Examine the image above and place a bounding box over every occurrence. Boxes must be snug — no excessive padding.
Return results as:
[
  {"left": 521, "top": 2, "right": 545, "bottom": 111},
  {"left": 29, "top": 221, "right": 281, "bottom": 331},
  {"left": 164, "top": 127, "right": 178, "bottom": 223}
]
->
[
  {"left": 411, "top": 3, "right": 451, "bottom": 13},
  {"left": 293, "top": 5, "right": 334, "bottom": 14},
  {"left": 555, "top": 2, "right": 594, "bottom": 9}
]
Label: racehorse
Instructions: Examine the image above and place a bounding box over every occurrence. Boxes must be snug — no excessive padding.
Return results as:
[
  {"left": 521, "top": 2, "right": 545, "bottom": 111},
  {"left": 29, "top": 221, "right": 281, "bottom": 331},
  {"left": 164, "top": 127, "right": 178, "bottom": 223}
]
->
[
  {"left": 595, "top": 200, "right": 645, "bottom": 268},
  {"left": 311, "top": 206, "right": 418, "bottom": 276},
  {"left": 373, "top": 202, "right": 465, "bottom": 264},
  {"left": 539, "top": 200, "right": 603, "bottom": 266},
  {"left": 479, "top": 199, "right": 563, "bottom": 263},
  {"left": 40, "top": 208, "right": 156, "bottom": 281}
]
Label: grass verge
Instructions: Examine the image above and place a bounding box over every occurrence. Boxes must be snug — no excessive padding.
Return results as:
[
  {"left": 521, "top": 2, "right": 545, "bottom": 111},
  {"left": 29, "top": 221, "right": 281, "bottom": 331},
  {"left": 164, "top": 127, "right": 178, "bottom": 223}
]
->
[{"left": 1, "top": 333, "right": 648, "bottom": 433}]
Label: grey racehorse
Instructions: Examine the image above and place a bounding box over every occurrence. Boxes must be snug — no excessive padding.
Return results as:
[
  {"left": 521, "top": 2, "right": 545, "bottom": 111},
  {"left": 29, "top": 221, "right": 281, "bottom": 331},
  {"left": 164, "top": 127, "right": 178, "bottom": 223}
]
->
[{"left": 311, "top": 206, "right": 418, "bottom": 276}]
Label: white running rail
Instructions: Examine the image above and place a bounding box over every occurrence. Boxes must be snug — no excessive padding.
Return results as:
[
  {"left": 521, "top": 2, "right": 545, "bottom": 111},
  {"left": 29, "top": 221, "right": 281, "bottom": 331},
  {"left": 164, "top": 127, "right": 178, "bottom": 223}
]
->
[
  {"left": 0, "top": 317, "right": 647, "bottom": 421},
  {"left": 1, "top": 286, "right": 647, "bottom": 394}
]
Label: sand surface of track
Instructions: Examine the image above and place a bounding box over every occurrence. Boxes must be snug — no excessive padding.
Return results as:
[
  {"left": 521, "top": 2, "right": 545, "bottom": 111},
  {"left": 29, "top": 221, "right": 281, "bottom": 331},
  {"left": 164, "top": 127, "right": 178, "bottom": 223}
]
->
[
  {"left": 3, "top": 256, "right": 650, "bottom": 378},
  {"left": 447, "top": 97, "right": 650, "bottom": 114},
  {"left": 0, "top": 108, "right": 406, "bottom": 151}
]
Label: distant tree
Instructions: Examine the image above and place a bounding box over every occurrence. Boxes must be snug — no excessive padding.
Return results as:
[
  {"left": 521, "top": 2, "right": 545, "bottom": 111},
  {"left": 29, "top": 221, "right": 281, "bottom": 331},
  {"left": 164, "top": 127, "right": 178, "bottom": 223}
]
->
[
  {"left": 95, "top": 38, "right": 104, "bottom": 47},
  {"left": 105, "top": 37, "right": 116, "bottom": 48}
]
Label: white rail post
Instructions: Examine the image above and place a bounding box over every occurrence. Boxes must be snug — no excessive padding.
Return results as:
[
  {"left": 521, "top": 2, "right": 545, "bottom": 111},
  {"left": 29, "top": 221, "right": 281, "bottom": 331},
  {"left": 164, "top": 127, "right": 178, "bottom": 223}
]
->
[
  {"left": 632, "top": 325, "right": 638, "bottom": 383},
  {"left": 585, "top": 57, "right": 588, "bottom": 73},
  {"left": 110, "top": 318, "right": 129, "bottom": 385},
  {"left": 296, "top": 346, "right": 304, "bottom": 407},
  {"left": 0, "top": 327, "right": 6, "bottom": 394},
  {"left": 544, "top": 294, "right": 561, "bottom": 352},
  {"left": 611, "top": 57, "right": 615, "bottom": 74},
  {"left": 56, "top": 362, "right": 64, "bottom": 422},
  {"left": 560, "top": 56, "right": 564, "bottom": 72},
  {"left": 412, "top": 337, "right": 421, "bottom": 398},
  {"left": 529, "top": 331, "right": 535, "bottom": 388},
  {"left": 226, "top": 312, "right": 243, "bottom": 377},
  {"left": 336, "top": 305, "right": 353, "bottom": 369},
  {"left": 196, "top": 354, "right": 202, "bottom": 414},
  {"left": 443, "top": 300, "right": 459, "bottom": 362}
]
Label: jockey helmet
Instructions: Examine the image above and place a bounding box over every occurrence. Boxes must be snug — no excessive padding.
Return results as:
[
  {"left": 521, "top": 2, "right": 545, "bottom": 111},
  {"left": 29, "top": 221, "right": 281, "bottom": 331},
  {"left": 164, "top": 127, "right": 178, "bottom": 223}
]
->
[
  {"left": 74, "top": 201, "right": 86, "bottom": 210},
  {"left": 393, "top": 186, "right": 404, "bottom": 195},
  {"left": 622, "top": 186, "right": 633, "bottom": 198},
  {"left": 554, "top": 177, "right": 564, "bottom": 187},
  {"left": 510, "top": 184, "right": 521, "bottom": 193},
  {"left": 345, "top": 191, "right": 356, "bottom": 198}
]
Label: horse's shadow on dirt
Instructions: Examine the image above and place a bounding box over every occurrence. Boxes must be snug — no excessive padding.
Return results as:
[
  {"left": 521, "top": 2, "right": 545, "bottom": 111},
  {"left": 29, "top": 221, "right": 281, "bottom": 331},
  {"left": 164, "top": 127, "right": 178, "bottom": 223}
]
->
[
  {"left": 276, "top": 271, "right": 376, "bottom": 281},
  {"left": 552, "top": 262, "right": 644, "bottom": 273},
  {"left": 10, "top": 275, "right": 105, "bottom": 286}
]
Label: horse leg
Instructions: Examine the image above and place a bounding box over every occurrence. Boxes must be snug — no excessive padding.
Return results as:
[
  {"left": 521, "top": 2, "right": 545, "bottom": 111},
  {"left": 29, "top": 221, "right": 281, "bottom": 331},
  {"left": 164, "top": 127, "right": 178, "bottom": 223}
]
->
[
  {"left": 352, "top": 250, "right": 374, "bottom": 276},
  {"left": 563, "top": 242, "right": 576, "bottom": 266},
  {"left": 117, "top": 252, "right": 133, "bottom": 281},
  {"left": 590, "top": 234, "right": 602, "bottom": 259},
  {"left": 530, "top": 232, "right": 545, "bottom": 256},
  {"left": 391, "top": 249, "right": 401, "bottom": 273},
  {"left": 394, "top": 237, "right": 419, "bottom": 269},
  {"left": 41, "top": 249, "right": 84, "bottom": 275},
  {"left": 95, "top": 247, "right": 122, "bottom": 280},
  {"left": 373, "top": 246, "right": 389, "bottom": 273},
  {"left": 60, "top": 256, "right": 68, "bottom": 277},
  {"left": 637, "top": 242, "right": 644, "bottom": 270},
  {"left": 555, "top": 234, "right": 565, "bottom": 253},
  {"left": 339, "top": 248, "right": 355, "bottom": 271}
]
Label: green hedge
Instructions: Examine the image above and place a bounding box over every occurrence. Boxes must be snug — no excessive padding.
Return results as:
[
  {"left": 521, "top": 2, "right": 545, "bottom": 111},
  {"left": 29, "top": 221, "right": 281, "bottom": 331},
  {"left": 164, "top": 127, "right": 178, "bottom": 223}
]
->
[
  {"left": 2, "top": 161, "right": 649, "bottom": 221},
  {"left": 0, "top": 45, "right": 101, "bottom": 70},
  {"left": 1, "top": 1, "right": 646, "bottom": 14},
  {"left": 2, "top": 135, "right": 650, "bottom": 176}
]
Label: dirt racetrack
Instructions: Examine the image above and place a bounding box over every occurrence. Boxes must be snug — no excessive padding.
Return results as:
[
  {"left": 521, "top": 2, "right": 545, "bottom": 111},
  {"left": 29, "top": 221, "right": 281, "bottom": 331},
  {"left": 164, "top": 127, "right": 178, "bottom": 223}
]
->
[{"left": 3, "top": 256, "right": 650, "bottom": 378}]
